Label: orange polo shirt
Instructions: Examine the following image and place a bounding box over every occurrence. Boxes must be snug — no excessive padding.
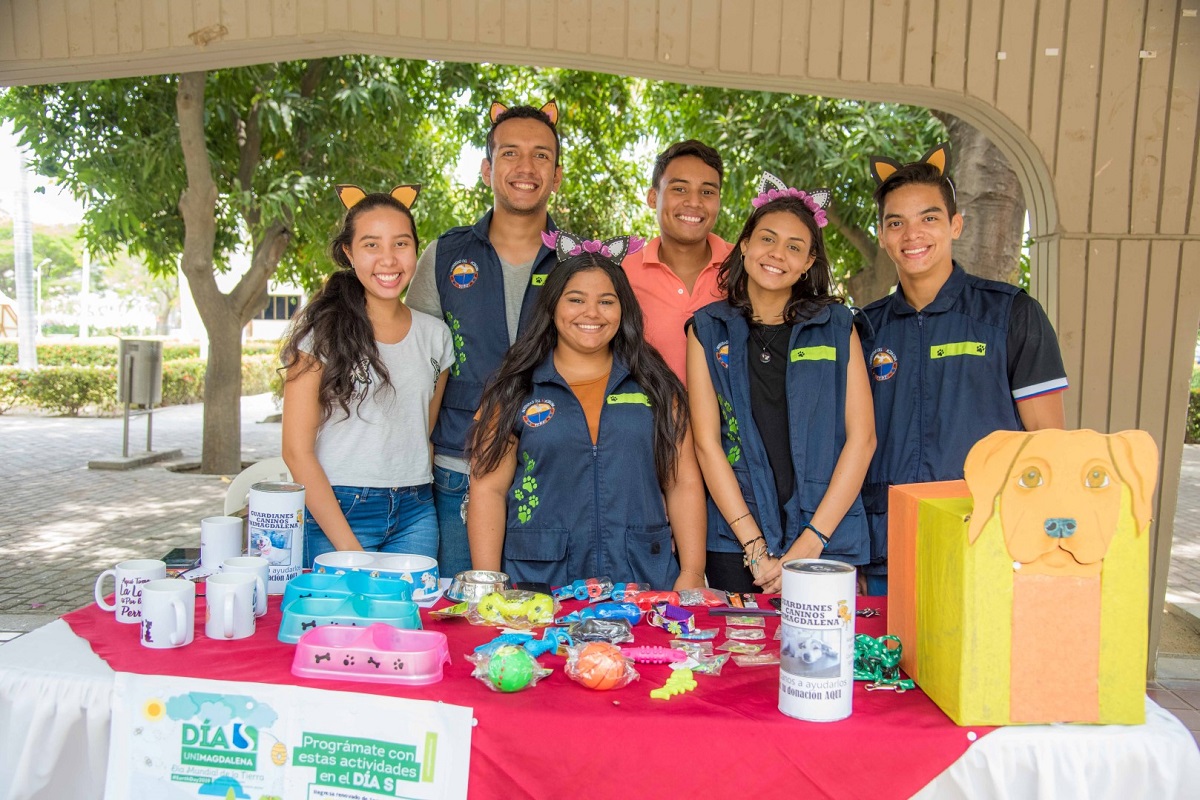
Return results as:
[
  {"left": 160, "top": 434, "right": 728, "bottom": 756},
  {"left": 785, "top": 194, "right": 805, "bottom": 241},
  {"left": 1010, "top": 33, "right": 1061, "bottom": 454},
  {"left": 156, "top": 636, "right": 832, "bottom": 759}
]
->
[{"left": 623, "top": 233, "right": 733, "bottom": 381}]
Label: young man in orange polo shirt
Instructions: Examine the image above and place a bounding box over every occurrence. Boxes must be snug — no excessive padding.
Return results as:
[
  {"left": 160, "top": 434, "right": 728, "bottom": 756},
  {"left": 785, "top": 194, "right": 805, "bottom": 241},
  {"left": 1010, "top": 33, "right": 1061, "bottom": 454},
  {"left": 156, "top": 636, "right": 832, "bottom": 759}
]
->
[{"left": 623, "top": 140, "right": 733, "bottom": 381}]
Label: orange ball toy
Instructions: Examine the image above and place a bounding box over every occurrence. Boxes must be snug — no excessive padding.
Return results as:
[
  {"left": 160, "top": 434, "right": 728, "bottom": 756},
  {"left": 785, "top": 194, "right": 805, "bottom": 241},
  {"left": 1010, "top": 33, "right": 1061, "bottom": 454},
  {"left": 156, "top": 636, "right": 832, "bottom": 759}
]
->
[{"left": 569, "top": 642, "right": 629, "bottom": 691}]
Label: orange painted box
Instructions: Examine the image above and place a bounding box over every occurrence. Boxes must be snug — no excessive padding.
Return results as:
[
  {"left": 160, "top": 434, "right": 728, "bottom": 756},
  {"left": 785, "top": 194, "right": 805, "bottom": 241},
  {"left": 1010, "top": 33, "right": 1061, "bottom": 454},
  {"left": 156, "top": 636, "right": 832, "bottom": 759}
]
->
[{"left": 886, "top": 429, "right": 1157, "bottom": 726}]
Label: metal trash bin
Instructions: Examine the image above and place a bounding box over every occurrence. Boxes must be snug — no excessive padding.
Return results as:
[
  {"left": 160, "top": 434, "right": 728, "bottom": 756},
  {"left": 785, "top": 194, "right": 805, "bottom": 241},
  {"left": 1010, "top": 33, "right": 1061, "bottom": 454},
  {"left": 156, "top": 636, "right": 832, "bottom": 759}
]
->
[{"left": 117, "top": 338, "right": 163, "bottom": 408}]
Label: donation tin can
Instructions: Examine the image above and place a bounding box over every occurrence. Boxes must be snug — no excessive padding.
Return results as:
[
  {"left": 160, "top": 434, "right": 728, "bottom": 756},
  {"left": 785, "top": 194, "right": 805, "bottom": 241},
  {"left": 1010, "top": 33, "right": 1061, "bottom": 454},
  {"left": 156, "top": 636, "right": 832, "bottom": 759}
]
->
[
  {"left": 247, "top": 481, "right": 305, "bottom": 594},
  {"left": 778, "top": 559, "right": 856, "bottom": 722}
]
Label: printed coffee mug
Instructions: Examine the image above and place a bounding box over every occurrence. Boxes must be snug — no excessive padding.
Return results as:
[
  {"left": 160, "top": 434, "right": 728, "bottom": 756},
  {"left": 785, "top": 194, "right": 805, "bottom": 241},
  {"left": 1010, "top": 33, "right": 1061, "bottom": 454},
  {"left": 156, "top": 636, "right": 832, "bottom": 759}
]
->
[
  {"left": 200, "top": 516, "right": 245, "bottom": 567},
  {"left": 94, "top": 559, "right": 167, "bottom": 624},
  {"left": 221, "top": 555, "right": 269, "bottom": 617},
  {"left": 140, "top": 579, "right": 195, "bottom": 649},
  {"left": 205, "top": 572, "right": 257, "bottom": 640}
]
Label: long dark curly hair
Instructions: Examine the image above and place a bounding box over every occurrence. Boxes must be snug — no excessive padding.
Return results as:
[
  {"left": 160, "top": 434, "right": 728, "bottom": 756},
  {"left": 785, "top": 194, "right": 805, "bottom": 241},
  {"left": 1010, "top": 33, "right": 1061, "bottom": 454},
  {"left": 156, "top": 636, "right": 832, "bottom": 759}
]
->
[
  {"left": 280, "top": 193, "right": 419, "bottom": 422},
  {"left": 469, "top": 253, "right": 688, "bottom": 489},
  {"left": 719, "top": 196, "right": 844, "bottom": 323}
]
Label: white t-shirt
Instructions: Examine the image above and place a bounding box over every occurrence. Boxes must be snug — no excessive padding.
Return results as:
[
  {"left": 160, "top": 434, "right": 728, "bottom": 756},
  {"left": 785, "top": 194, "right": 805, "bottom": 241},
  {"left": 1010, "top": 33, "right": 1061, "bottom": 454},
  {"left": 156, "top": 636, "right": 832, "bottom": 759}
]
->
[{"left": 301, "top": 309, "right": 454, "bottom": 488}]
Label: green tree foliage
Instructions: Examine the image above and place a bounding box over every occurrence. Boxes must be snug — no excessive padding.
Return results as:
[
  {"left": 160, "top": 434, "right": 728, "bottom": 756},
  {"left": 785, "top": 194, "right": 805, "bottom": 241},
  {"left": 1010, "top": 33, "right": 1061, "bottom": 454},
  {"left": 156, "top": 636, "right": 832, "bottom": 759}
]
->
[
  {"left": 643, "top": 85, "right": 946, "bottom": 280},
  {"left": 0, "top": 221, "right": 80, "bottom": 298}
]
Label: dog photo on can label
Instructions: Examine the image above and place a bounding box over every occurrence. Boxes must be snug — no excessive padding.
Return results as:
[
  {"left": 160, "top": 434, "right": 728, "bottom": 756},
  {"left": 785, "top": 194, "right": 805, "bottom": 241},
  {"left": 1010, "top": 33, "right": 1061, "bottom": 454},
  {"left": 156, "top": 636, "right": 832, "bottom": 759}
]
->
[{"left": 781, "top": 627, "right": 841, "bottom": 678}]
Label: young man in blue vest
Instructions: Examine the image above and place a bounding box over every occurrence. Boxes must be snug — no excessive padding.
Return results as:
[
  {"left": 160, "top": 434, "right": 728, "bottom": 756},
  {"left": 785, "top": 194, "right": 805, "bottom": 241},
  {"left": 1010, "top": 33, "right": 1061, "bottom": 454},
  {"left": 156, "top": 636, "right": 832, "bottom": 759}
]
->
[
  {"left": 859, "top": 143, "right": 1068, "bottom": 595},
  {"left": 406, "top": 101, "right": 562, "bottom": 578}
]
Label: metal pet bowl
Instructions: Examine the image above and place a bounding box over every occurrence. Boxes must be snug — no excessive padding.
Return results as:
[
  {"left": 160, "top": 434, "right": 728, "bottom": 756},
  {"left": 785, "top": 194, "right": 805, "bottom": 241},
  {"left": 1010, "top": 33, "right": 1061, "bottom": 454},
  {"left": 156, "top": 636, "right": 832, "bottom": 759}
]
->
[{"left": 446, "top": 570, "right": 509, "bottom": 603}]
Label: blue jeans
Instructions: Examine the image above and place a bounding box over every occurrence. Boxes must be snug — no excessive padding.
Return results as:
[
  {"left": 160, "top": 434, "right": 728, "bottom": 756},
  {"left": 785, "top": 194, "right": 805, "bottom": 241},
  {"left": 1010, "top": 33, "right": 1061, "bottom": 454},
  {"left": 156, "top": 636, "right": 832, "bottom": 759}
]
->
[
  {"left": 865, "top": 573, "right": 888, "bottom": 597},
  {"left": 433, "top": 466, "right": 472, "bottom": 578},
  {"left": 304, "top": 484, "right": 439, "bottom": 569}
]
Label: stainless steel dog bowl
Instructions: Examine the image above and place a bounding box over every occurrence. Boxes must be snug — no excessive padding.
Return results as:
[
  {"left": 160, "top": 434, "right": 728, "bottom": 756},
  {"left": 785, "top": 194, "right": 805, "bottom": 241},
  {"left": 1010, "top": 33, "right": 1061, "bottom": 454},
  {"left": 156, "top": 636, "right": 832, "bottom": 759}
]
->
[{"left": 445, "top": 570, "right": 509, "bottom": 603}]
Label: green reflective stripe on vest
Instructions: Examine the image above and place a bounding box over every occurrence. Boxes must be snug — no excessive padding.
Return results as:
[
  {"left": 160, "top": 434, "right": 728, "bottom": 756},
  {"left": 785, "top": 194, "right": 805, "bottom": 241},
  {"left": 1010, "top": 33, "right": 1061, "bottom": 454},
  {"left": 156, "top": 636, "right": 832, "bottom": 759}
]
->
[
  {"left": 929, "top": 341, "right": 987, "bottom": 359},
  {"left": 789, "top": 345, "right": 837, "bottom": 362},
  {"left": 606, "top": 392, "right": 651, "bottom": 406},
  {"left": 530, "top": 274, "right": 547, "bottom": 286}
]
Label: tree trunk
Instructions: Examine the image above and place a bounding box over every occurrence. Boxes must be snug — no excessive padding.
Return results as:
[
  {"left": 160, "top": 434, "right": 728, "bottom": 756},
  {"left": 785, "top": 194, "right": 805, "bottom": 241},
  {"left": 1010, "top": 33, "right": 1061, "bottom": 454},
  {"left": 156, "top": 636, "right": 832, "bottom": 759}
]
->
[
  {"left": 846, "top": 248, "right": 900, "bottom": 308},
  {"left": 826, "top": 204, "right": 897, "bottom": 307},
  {"left": 176, "top": 72, "right": 245, "bottom": 474},
  {"left": 933, "top": 112, "right": 1026, "bottom": 284}
]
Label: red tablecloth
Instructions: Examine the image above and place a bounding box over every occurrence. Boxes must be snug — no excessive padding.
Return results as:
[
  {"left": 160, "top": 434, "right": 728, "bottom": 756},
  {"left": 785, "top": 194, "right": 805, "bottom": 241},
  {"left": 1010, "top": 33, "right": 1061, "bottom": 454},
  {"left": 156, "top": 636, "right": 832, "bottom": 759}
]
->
[{"left": 66, "top": 596, "right": 989, "bottom": 800}]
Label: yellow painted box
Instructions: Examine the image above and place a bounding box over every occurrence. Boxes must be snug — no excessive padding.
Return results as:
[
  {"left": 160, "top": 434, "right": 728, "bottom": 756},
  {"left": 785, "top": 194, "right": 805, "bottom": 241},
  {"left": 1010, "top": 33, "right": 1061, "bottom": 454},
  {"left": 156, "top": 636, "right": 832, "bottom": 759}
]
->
[{"left": 887, "top": 429, "right": 1157, "bottom": 726}]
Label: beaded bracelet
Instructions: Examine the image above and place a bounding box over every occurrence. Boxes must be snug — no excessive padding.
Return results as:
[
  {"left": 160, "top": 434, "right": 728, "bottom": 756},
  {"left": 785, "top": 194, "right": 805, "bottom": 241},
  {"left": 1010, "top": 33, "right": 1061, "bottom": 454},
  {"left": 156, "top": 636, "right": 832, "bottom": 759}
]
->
[{"left": 805, "top": 522, "right": 830, "bottom": 549}]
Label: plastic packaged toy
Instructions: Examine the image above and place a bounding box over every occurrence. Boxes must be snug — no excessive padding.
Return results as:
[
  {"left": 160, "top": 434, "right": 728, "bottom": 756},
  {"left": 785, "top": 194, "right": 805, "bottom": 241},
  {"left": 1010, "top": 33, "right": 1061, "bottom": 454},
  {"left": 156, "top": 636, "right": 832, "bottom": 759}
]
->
[
  {"left": 474, "top": 628, "right": 573, "bottom": 658},
  {"left": 566, "top": 618, "right": 634, "bottom": 644},
  {"left": 611, "top": 582, "right": 650, "bottom": 602},
  {"left": 552, "top": 577, "right": 613, "bottom": 603},
  {"left": 621, "top": 646, "right": 686, "bottom": 664},
  {"left": 677, "top": 588, "right": 727, "bottom": 607},
  {"left": 468, "top": 645, "right": 551, "bottom": 692},
  {"left": 557, "top": 602, "right": 643, "bottom": 627},
  {"left": 471, "top": 590, "right": 558, "bottom": 629},
  {"left": 630, "top": 590, "right": 682, "bottom": 611},
  {"left": 565, "top": 642, "right": 638, "bottom": 690}
]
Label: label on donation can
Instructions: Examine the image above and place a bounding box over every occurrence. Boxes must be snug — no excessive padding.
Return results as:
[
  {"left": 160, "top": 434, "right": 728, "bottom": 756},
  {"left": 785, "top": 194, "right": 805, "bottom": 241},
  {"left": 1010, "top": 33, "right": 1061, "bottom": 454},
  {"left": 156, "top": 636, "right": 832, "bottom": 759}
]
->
[
  {"left": 778, "top": 559, "right": 856, "bottom": 722},
  {"left": 247, "top": 481, "right": 305, "bottom": 594}
]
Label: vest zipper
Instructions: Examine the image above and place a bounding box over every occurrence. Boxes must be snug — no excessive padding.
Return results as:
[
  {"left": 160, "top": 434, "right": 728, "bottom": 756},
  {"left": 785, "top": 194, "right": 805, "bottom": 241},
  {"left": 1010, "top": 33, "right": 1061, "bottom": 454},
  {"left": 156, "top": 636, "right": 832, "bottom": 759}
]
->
[{"left": 917, "top": 312, "right": 925, "bottom": 479}]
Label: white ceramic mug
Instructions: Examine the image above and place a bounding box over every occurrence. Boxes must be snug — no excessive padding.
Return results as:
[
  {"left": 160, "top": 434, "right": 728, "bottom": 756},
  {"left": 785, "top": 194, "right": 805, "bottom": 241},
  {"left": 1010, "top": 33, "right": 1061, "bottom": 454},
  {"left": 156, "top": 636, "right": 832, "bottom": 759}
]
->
[
  {"left": 94, "top": 559, "right": 167, "bottom": 624},
  {"left": 200, "top": 516, "right": 245, "bottom": 567},
  {"left": 205, "top": 572, "right": 257, "bottom": 640},
  {"left": 140, "top": 579, "right": 195, "bottom": 649},
  {"left": 221, "top": 556, "right": 269, "bottom": 617}
]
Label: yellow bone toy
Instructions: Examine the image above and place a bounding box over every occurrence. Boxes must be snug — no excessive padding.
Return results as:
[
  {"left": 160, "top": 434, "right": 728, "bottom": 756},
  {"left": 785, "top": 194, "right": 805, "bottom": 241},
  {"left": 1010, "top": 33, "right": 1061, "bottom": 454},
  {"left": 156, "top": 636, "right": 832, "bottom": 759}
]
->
[{"left": 650, "top": 668, "right": 697, "bottom": 700}]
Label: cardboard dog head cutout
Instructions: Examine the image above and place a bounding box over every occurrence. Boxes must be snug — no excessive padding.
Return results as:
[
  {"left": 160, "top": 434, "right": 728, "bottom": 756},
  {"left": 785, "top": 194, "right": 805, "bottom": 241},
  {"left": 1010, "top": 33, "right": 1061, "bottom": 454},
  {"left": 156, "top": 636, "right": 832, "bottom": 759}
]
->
[
  {"left": 963, "top": 428, "right": 1158, "bottom": 577},
  {"left": 335, "top": 184, "right": 420, "bottom": 210}
]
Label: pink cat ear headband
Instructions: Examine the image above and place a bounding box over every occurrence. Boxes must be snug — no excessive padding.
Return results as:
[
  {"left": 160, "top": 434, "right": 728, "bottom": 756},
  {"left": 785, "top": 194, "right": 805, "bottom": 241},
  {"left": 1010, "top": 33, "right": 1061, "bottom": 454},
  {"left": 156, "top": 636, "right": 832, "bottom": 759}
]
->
[
  {"left": 541, "top": 230, "right": 645, "bottom": 262},
  {"left": 751, "top": 172, "right": 831, "bottom": 228}
]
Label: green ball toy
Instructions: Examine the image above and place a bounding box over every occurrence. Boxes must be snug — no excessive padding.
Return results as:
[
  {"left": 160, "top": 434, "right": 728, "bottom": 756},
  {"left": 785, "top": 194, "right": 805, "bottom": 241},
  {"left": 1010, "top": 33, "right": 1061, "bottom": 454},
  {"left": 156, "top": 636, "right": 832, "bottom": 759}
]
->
[{"left": 487, "top": 645, "right": 537, "bottom": 692}]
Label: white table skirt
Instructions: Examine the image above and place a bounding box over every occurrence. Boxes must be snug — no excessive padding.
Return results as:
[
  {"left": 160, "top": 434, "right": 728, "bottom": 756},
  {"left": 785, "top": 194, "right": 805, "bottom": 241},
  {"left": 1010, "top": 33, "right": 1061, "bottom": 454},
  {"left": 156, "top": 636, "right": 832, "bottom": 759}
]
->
[{"left": 2, "top": 620, "right": 1199, "bottom": 800}]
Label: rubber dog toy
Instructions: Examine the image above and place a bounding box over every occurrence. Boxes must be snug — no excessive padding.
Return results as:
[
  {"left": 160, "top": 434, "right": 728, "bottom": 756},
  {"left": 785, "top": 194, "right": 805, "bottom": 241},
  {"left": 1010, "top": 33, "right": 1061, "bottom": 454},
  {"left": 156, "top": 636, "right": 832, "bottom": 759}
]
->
[
  {"left": 621, "top": 646, "right": 686, "bottom": 664},
  {"left": 650, "top": 668, "right": 697, "bottom": 700},
  {"left": 486, "top": 645, "right": 538, "bottom": 692}
]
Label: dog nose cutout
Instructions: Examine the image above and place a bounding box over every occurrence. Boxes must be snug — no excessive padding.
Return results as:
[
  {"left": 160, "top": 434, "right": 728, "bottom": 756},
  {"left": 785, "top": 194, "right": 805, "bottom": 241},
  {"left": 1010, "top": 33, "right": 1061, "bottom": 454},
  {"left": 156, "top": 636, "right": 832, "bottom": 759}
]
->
[{"left": 1044, "top": 518, "right": 1077, "bottom": 538}]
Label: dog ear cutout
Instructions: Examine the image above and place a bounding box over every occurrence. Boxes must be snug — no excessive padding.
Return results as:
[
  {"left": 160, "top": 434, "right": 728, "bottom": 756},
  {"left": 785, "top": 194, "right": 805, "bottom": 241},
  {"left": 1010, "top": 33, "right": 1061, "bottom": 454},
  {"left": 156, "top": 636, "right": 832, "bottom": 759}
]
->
[
  {"left": 540, "top": 99, "right": 559, "bottom": 125},
  {"left": 869, "top": 156, "right": 902, "bottom": 185},
  {"left": 335, "top": 184, "right": 367, "bottom": 209},
  {"left": 389, "top": 184, "right": 420, "bottom": 209},
  {"left": 920, "top": 142, "right": 951, "bottom": 175},
  {"left": 1106, "top": 430, "right": 1159, "bottom": 534},
  {"left": 488, "top": 102, "right": 508, "bottom": 123},
  {"left": 964, "top": 431, "right": 1032, "bottom": 544}
]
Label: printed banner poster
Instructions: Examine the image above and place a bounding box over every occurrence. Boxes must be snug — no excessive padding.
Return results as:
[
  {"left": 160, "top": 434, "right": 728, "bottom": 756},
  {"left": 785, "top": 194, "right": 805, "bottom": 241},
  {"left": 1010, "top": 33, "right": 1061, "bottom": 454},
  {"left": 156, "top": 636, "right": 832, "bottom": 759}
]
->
[{"left": 106, "top": 674, "right": 472, "bottom": 800}]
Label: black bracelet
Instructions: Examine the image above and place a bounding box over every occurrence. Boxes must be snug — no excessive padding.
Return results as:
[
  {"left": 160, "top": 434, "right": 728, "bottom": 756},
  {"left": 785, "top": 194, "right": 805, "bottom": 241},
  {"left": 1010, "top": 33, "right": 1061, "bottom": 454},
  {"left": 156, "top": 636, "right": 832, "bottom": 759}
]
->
[
  {"left": 739, "top": 535, "right": 766, "bottom": 552},
  {"left": 805, "top": 522, "right": 830, "bottom": 548}
]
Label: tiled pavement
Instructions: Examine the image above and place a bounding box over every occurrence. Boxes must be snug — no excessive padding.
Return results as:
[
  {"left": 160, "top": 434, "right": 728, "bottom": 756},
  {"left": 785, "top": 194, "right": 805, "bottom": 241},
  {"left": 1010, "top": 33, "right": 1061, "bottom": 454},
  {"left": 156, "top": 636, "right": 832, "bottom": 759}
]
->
[{"left": 1, "top": 396, "right": 1199, "bottom": 743}]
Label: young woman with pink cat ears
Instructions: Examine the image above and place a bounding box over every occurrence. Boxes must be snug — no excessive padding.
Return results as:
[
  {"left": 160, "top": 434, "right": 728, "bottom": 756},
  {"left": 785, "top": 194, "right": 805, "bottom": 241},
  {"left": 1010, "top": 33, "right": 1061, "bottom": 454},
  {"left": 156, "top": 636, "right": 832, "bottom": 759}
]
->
[
  {"left": 281, "top": 185, "right": 455, "bottom": 567},
  {"left": 687, "top": 173, "right": 875, "bottom": 594}
]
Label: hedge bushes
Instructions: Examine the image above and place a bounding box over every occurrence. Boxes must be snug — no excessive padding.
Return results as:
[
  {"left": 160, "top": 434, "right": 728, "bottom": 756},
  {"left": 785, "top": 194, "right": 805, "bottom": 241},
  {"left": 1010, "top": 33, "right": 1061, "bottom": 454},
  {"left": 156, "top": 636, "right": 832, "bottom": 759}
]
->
[
  {"left": 0, "top": 342, "right": 279, "bottom": 416},
  {"left": 1188, "top": 388, "right": 1200, "bottom": 445}
]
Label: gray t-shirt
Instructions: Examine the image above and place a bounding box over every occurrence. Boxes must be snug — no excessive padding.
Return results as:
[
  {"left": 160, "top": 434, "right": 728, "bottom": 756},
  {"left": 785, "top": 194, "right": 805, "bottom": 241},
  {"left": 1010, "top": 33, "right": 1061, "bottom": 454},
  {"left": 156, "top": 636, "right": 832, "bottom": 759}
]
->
[
  {"left": 409, "top": 238, "right": 535, "bottom": 474},
  {"left": 301, "top": 309, "right": 454, "bottom": 488}
]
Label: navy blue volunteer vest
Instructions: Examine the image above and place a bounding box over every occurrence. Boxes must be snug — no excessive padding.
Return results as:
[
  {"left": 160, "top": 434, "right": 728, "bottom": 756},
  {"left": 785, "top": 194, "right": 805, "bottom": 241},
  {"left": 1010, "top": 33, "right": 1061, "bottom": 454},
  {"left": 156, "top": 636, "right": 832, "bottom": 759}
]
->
[
  {"left": 431, "top": 211, "right": 558, "bottom": 459},
  {"left": 859, "top": 263, "right": 1021, "bottom": 569},
  {"left": 501, "top": 354, "right": 680, "bottom": 589},
  {"left": 691, "top": 301, "right": 869, "bottom": 565}
]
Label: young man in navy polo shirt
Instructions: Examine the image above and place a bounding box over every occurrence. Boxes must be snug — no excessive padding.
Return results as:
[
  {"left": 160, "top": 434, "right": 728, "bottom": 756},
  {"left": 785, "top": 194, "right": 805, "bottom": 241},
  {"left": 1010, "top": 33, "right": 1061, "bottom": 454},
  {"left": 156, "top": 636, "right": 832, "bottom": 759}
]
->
[
  {"left": 406, "top": 102, "right": 563, "bottom": 578},
  {"left": 859, "top": 144, "right": 1068, "bottom": 595}
]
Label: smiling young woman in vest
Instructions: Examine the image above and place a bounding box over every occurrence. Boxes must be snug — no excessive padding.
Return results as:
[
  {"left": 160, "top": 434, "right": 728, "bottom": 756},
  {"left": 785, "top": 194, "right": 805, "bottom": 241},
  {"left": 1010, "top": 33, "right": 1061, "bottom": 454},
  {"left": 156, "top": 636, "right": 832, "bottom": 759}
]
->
[
  {"left": 467, "top": 231, "right": 706, "bottom": 590},
  {"left": 687, "top": 173, "right": 875, "bottom": 594}
]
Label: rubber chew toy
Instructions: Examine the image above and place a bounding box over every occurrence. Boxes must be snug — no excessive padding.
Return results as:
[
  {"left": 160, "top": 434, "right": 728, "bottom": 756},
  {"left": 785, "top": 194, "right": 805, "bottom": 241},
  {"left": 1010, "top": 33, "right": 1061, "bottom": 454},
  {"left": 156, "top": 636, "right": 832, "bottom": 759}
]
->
[
  {"left": 650, "top": 668, "right": 697, "bottom": 700},
  {"left": 621, "top": 646, "right": 686, "bottom": 664}
]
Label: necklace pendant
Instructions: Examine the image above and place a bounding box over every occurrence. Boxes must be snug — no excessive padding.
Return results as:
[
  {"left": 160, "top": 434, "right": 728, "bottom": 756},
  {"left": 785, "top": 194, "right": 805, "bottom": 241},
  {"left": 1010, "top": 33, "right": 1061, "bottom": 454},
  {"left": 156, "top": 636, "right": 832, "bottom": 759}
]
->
[{"left": 759, "top": 351, "right": 772, "bottom": 364}]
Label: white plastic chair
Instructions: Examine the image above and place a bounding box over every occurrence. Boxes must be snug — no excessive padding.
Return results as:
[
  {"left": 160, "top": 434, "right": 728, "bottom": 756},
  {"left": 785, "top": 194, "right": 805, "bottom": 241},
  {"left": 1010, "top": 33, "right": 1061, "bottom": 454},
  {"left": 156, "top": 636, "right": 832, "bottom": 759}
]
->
[{"left": 224, "top": 456, "right": 292, "bottom": 515}]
